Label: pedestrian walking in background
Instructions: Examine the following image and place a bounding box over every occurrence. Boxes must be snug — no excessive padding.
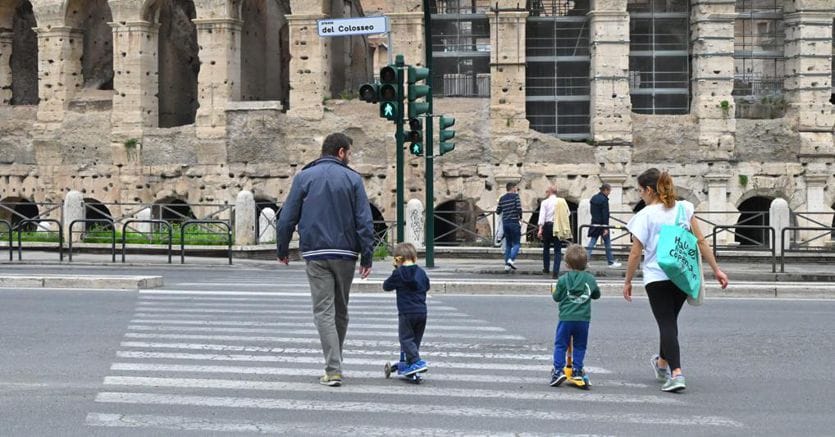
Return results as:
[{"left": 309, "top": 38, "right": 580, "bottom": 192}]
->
[
  {"left": 587, "top": 183, "right": 621, "bottom": 268},
  {"left": 550, "top": 244, "right": 600, "bottom": 387},
  {"left": 549, "top": 191, "right": 573, "bottom": 278},
  {"left": 383, "top": 242, "right": 431, "bottom": 376},
  {"left": 623, "top": 168, "right": 729, "bottom": 393},
  {"left": 497, "top": 182, "right": 523, "bottom": 272},
  {"left": 537, "top": 186, "right": 559, "bottom": 276},
  {"left": 276, "top": 132, "right": 376, "bottom": 387}
]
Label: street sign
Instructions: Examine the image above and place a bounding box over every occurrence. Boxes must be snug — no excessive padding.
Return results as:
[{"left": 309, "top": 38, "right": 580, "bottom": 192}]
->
[
  {"left": 318, "top": 16, "right": 389, "bottom": 37},
  {"left": 380, "top": 101, "right": 397, "bottom": 120}
]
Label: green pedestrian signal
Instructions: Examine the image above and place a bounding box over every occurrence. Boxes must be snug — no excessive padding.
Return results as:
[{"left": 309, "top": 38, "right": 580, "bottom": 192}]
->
[
  {"left": 380, "top": 101, "right": 397, "bottom": 120},
  {"left": 378, "top": 65, "right": 400, "bottom": 121},
  {"left": 439, "top": 116, "right": 455, "bottom": 155},
  {"left": 407, "top": 118, "right": 423, "bottom": 156}
]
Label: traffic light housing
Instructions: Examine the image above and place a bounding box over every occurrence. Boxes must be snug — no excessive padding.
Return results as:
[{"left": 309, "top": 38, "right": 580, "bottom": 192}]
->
[
  {"left": 378, "top": 65, "right": 399, "bottom": 120},
  {"left": 439, "top": 116, "right": 455, "bottom": 155},
  {"left": 407, "top": 66, "right": 431, "bottom": 119},
  {"left": 358, "top": 83, "right": 380, "bottom": 103},
  {"left": 407, "top": 118, "right": 423, "bottom": 156}
]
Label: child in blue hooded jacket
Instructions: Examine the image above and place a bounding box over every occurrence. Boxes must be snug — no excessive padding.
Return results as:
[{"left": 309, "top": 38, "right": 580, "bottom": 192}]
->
[{"left": 383, "top": 242, "right": 431, "bottom": 375}]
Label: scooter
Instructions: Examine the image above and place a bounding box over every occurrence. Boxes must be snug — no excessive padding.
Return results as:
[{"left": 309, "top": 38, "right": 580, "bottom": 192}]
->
[
  {"left": 384, "top": 352, "right": 426, "bottom": 384},
  {"left": 563, "top": 337, "right": 591, "bottom": 390}
]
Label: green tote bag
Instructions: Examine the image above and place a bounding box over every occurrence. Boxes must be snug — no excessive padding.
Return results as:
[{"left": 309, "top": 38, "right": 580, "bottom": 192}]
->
[{"left": 657, "top": 203, "right": 702, "bottom": 299}]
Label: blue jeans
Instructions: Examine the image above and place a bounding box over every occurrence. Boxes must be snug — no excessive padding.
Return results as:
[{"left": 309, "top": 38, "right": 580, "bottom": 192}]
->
[
  {"left": 553, "top": 321, "right": 590, "bottom": 370},
  {"left": 503, "top": 221, "right": 521, "bottom": 263},
  {"left": 586, "top": 231, "right": 615, "bottom": 264},
  {"left": 541, "top": 222, "right": 561, "bottom": 274}
]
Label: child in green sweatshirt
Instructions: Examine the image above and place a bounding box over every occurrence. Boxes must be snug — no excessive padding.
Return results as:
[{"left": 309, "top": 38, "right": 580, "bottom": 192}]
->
[{"left": 550, "top": 244, "right": 601, "bottom": 387}]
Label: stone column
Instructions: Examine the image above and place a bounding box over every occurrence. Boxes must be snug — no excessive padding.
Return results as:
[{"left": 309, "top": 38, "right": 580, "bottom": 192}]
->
[
  {"left": 0, "top": 31, "right": 12, "bottom": 105},
  {"left": 578, "top": 199, "right": 591, "bottom": 247},
  {"left": 589, "top": 0, "right": 632, "bottom": 144},
  {"left": 34, "top": 26, "right": 83, "bottom": 125},
  {"left": 110, "top": 21, "right": 159, "bottom": 141},
  {"left": 769, "top": 198, "right": 790, "bottom": 256},
  {"left": 801, "top": 174, "right": 830, "bottom": 247},
  {"left": 63, "top": 190, "right": 85, "bottom": 243},
  {"left": 488, "top": 8, "right": 528, "bottom": 134},
  {"left": 705, "top": 173, "right": 730, "bottom": 244},
  {"left": 405, "top": 198, "right": 424, "bottom": 249},
  {"left": 388, "top": 12, "right": 424, "bottom": 67},
  {"left": 194, "top": 18, "right": 242, "bottom": 139},
  {"left": 258, "top": 208, "right": 276, "bottom": 244},
  {"left": 691, "top": 0, "right": 736, "bottom": 159},
  {"left": 783, "top": 3, "right": 835, "bottom": 156},
  {"left": 599, "top": 174, "right": 627, "bottom": 212},
  {"left": 234, "top": 190, "right": 256, "bottom": 246},
  {"left": 286, "top": 14, "right": 329, "bottom": 120}
]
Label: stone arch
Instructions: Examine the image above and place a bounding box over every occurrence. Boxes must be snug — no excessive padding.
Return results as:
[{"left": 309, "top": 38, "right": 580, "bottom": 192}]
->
[
  {"left": 734, "top": 188, "right": 791, "bottom": 210},
  {"left": 64, "top": 0, "right": 113, "bottom": 90},
  {"left": 326, "top": 0, "right": 370, "bottom": 99},
  {"left": 152, "top": 196, "right": 196, "bottom": 223},
  {"left": 1, "top": 0, "right": 38, "bottom": 105},
  {"left": 434, "top": 198, "right": 486, "bottom": 245},
  {"left": 254, "top": 194, "right": 279, "bottom": 240},
  {"left": 526, "top": 196, "right": 579, "bottom": 244},
  {"left": 0, "top": 196, "right": 39, "bottom": 231},
  {"left": 82, "top": 197, "right": 113, "bottom": 231},
  {"left": 368, "top": 202, "right": 388, "bottom": 248},
  {"left": 238, "top": 0, "right": 290, "bottom": 107},
  {"left": 144, "top": 0, "right": 200, "bottom": 127},
  {"left": 735, "top": 195, "right": 774, "bottom": 247}
]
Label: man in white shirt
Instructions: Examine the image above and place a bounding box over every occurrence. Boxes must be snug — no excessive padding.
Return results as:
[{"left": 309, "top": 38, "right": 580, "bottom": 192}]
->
[{"left": 537, "top": 186, "right": 560, "bottom": 278}]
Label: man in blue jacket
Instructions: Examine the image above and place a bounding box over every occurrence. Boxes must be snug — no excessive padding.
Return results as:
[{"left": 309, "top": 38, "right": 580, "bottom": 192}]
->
[
  {"left": 277, "top": 133, "right": 375, "bottom": 387},
  {"left": 586, "top": 183, "right": 621, "bottom": 268}
]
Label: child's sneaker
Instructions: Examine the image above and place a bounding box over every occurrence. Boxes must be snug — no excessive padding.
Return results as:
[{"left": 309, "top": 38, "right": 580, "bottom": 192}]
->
[
  {"left": 650, "top": 354, "right": 670, "bottom": 382},
  {"left": 549, "top": 368, "right": 567, "bottom": 387},
  {"left": 404, "top": 360, "right": 428, "bottom": 376},
  {"left": 661, "top": 374, "right": 686, "bottom": 392},
  {"left": 571, "top": 368, "right": 585, "bottom": 382},
  {"left": 319, "top": 373, "right": 342, "bottom": 387}
]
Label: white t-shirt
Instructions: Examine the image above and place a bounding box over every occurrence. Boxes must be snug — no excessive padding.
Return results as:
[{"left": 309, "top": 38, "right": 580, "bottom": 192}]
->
[{"left": 627, "top": 200, "right": 695, "bottom": 286}]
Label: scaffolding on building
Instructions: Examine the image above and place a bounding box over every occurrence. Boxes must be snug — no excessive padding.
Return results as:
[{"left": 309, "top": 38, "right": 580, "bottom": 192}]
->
[{"left": 430, "top": 1, "right": 492, "bottom": 97}]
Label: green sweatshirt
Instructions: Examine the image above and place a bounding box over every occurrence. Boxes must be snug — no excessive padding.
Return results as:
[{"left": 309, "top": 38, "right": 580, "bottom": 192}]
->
[{"left": 552, "top": 271, "right": 601, "bottom": 322}]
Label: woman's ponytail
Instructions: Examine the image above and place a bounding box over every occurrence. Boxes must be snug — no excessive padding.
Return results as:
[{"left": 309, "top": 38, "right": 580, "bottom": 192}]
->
[{"left": 656, "top": 171, "right": 677, "bottom": 209}]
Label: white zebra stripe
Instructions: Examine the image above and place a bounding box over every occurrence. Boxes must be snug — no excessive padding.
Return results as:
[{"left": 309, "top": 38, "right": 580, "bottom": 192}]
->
[
  {"left": 102, "top": 376, "right": 673, "bottom": 405},
  {"left": 130, "top": 313, "right": 484, "bottom": 324},
  {"left": 128, "top": 319, "right": 504, "bottom": 332},
  {"left": 133, "top": 304, "right": 460, "bottom": 312},
  {"left": 94, "top": 392, "right": 743, "bottom": 427},
  {"left": 126, "top": 325, "right": 524, "bottom": 340},
  {"left": 131, "top": 308, "right": 465, "bottom": 316}
]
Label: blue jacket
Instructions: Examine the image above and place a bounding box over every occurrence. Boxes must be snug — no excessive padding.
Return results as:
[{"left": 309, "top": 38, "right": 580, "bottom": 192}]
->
[
  {"left": 276, "top": 156, "right": 375, "bottom": 267},
  {"left": 588, "top": 191, "right": 610, "bottom": 238},
  {"left": 382, "top": 264, "right": 430, "bottom": 315}
]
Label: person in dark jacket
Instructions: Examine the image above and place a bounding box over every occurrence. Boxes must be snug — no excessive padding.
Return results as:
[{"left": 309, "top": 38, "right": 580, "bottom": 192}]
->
[
  {"left": 383, "top": 242, "right": 431, "bottom": 376},
  {"left": 586, "top": 183, "right": 621, "bottom": 268},
  {"left": 497, "top": 182, "right": 523, "bottom": 272},
  {"left": 277, "top": 132, "right": 375, "bottom": 387}
]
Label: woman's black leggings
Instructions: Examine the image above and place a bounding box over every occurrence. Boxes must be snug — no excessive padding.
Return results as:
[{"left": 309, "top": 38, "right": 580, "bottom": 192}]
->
[{"left": 645, "top": 280, "right": 687, "bottom": 370}]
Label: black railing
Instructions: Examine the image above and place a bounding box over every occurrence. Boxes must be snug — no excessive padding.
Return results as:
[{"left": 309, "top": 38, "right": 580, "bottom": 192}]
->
[
  {"left": 15, "top": 219, "right": 63, "bottom": 261},
  {"left": 780, "top": 226, "right": 835, "bottom": 273},
  {"left": 711, "top": 225, "right": 776, "bottom": 273},
  {"left": 68, "top": 219, "right": 116, "bottom": 263},
  {"left": 122, "top": 220, "right": 173, "bottom": 264},
  {"left": 577, "top": 224, "right": 631, "bottom": 246},
  {"left": 180, "top": 220, "right": 232, "bottom": 265}
]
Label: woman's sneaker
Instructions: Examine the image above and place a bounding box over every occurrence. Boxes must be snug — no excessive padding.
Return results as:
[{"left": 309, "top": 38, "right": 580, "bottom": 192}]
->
[
  {"left": 549, "top": 369, "right": 567, "bottom": 387},
  {"left": 650, "top": 355, "right": 670, "bottom": 382},
  {"left": 661, "top": 375, "right": 686, "bottom": 393}
]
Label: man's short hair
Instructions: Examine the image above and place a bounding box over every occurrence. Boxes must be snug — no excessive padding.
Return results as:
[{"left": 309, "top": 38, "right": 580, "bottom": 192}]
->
[
  {"left": 322, "top": 133, "right": 353, "bottom": 157},
  {"left": 600, "top": 183, "right": 612, "bottom": 191},
  {"left": 506, "top": 182, "right": 517, "bottom": 191},
  {"left": 564, "top": 244, "right": 588, "bottom": 271}
]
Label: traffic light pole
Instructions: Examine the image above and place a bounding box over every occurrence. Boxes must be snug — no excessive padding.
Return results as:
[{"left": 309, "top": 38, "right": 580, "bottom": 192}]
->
[
  {"left": 395, "top": 54, "right": 405, "bottom": 244},
  {"left": 423, "top": 0, "right": 435, "bottom": 268}
]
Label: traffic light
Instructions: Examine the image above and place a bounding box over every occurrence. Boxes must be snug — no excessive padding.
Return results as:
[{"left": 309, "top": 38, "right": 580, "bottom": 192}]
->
[
  {"left": 439, "top": 116, "right": 456, "bottom": 155},
  {"left": 358, "top": 83, "right": 380, "bottom": 103},
  {"left": 407, "top": 66, "right": 430, "bottom": 119},
  {"left": 407, "top": 118, "right": 423, "bottom": 156},
  {"left": 379, "top": 65, "right": 399, "bottom": 120}
]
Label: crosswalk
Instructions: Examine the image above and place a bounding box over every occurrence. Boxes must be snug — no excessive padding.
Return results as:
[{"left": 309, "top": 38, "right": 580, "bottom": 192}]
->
[{"left": 87, "top": 285, "right": 746, "bottom": 435}]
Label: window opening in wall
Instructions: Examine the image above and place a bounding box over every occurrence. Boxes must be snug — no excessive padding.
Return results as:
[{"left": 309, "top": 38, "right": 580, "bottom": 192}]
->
[
  {"left": 525, "top": 1, "right": 591, "bottom": 140},
  {"left": 0, "top": 197, "right": 39, "bottom": 231},
  {"left": 627, "top": 0, "right": 690, "bottom": 115},
  {"left": 328, "top": 0, "right": 370, "bottom": 100},
  {"left": 6, "top": 0, "right": 38, "bottom": 105},
  {"left": 733, "top": 0, "right": 784, "bottom": 118},
  {"left": 83, "top": 198, "right": 113, "bottom": 231},
  {"left": 240, "top": 0, "right": 290, "bottom": 108},
  {"left": 152, "top": 198, "right": 196, "bottom": 224},
  {"left": 66, "top": 0, "right": 114, "bottom": 91},
  {"left": 430, "top": 0, "right": 491, "bottom": 97},
  {"left": 736, "top": 196, "right": 773, "bottom": 247}
]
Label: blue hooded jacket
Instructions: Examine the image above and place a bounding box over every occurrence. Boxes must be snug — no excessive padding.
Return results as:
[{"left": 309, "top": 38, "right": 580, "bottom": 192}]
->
[
  {"left": 382, "top": 264, "right": 430, "bottom": 315},
  {"left": 276, "top": 156, "right": 375, "bottom": 267}
]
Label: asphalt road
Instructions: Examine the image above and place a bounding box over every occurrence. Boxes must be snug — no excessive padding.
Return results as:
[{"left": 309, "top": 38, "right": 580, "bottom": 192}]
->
[{"left": 1, "top": 263, "right": 834, "bottom": 436}]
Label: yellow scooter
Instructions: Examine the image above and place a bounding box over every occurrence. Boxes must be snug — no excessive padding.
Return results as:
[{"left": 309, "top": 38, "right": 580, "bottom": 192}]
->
[{"left": 563, "top": 337, "right": 590, "bottom": 390}]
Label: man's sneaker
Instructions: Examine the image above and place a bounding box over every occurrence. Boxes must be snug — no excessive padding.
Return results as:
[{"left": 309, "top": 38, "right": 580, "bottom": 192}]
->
[
  {"left": 504, "top": 264, "right": 511, "bottom": 273},
  {"left": 661, "top": 375, "right": 686, "bottom": 393},
  {"left": 571, "top": 368, "right": 585, "bottom": 382},
  {"left": 507, "top": 260, "right": 517, "bottom": 270},
  {"left": 608, "top": 261, "right": 622, "bottom": 268},
  {"left": 549, "top": 369, "right": 567, "bottom": 387},
  {"left": 404, "top": 360, "right": 428, "bottom": 376},
  {"left": 319, "top": 373, "right": 342, "bottom": 387},
  {"left": 650, "top": 355, "right": 670, "bottom": 382}
]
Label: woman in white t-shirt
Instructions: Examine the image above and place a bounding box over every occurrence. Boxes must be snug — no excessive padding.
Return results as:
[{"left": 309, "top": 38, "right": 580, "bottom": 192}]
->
[{"left": 623, "top": 168, "right": 729, "bottom": 393}]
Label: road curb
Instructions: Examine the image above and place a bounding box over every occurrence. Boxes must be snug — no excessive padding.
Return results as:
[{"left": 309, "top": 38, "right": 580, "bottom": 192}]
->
[{"left": 0, "top": 275, "right": 164, "bottom": 290}]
